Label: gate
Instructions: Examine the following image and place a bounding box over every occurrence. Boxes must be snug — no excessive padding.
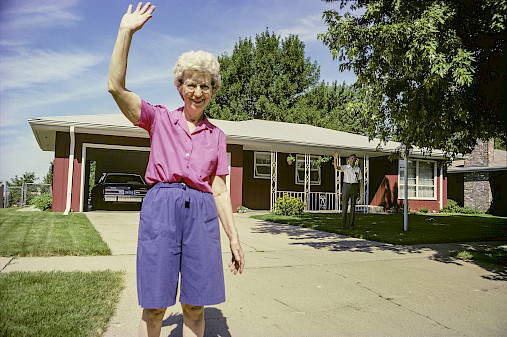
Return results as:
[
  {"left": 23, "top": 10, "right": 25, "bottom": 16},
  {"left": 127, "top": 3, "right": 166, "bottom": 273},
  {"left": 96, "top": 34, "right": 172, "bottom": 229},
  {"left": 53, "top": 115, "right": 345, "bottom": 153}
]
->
[{"left": 2, "top": 183, "right": 51, "bottom": 208}]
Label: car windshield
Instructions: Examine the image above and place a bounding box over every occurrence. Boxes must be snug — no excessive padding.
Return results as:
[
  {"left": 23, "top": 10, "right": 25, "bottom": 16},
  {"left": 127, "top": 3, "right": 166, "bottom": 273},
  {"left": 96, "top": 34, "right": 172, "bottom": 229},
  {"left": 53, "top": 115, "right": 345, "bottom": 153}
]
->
[{"left": 105, "top": 175, "right": 144, "bottom": 184}]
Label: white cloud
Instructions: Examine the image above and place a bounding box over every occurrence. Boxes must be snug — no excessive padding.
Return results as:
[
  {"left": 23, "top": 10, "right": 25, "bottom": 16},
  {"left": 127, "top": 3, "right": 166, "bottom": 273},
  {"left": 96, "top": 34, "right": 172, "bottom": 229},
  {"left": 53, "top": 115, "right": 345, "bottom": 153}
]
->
[
  {"left": 278, "top": 14, "right": 326, "bottom": 42},
  {"left": 0, "top": 0, "right": 81, "bottom": 32},
  {"left": 0, "top": 48, "right": 103, "bottom": 92}
]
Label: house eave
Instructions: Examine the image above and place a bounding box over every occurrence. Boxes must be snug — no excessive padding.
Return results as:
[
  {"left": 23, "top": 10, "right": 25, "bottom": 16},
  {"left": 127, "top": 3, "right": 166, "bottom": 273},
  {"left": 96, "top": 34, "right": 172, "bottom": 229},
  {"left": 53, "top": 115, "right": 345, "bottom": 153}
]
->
[{"left": 28, "top": 116, "right": 449, "bottom": 160}]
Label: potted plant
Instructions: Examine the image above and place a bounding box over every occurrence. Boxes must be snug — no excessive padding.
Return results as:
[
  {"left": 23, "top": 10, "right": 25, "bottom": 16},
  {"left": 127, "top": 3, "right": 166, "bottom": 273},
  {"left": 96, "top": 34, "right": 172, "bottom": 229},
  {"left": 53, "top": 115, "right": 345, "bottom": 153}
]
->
[{"left": 286, "top": 155, "right": 295, "bottom": 165}]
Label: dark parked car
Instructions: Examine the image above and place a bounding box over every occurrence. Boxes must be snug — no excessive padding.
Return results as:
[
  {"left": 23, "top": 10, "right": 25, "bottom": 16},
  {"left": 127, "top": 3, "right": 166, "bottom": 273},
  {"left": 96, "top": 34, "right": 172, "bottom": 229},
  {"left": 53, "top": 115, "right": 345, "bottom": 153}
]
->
[{"left": 90, "top": 173, "right": 149, "bottom": 209}]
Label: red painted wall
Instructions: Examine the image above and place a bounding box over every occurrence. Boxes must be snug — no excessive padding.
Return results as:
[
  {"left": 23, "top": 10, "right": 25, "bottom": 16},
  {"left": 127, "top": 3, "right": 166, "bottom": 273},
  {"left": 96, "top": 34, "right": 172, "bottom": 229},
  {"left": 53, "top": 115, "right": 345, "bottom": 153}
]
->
[
  {"left": 230, "top": 167, "right": 243, "bottom": 212},
  {"left": 227, "top": 144, "right": 243, "bottom": 212},
  {"left": 52, "top": 132, "right": 69, "bottom": 212},
  {"left": 370, "top": 174, "right": 447, "bottom": 212},
  {"left": 52, "top": 132, "right": 83, "bottom": 212}
]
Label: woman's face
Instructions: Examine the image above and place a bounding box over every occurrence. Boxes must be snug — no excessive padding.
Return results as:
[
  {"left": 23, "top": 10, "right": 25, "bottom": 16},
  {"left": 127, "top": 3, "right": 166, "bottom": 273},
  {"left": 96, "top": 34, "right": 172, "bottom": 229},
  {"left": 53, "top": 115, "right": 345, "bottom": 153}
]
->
[
  {"left": 348, "top": 156, "right": 356, "bottom": 166},
  {"left": 180, "top": 70, "right": 213, "bottom": 117}
]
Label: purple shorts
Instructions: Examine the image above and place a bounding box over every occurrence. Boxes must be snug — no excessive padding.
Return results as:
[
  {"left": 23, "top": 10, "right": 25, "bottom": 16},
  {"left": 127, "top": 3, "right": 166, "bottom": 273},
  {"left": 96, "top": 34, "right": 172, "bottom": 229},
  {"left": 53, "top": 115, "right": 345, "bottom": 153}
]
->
[{"left": 136, "top": 182, "right": 225, "bottom": 309}]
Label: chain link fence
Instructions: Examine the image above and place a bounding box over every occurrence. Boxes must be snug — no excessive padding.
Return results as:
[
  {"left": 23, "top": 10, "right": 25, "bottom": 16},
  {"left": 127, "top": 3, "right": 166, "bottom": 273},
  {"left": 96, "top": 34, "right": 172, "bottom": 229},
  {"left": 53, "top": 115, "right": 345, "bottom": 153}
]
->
[{"left": 2, "top": 183, "right": 51, "bottom": 208}]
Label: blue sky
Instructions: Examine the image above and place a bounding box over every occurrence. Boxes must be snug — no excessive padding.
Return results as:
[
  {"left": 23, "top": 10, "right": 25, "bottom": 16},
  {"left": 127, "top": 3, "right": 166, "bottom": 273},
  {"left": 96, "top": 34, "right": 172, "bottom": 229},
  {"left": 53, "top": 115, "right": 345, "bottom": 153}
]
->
[{"left": 0, "top": 0, "right": 356, "bottom": 184}]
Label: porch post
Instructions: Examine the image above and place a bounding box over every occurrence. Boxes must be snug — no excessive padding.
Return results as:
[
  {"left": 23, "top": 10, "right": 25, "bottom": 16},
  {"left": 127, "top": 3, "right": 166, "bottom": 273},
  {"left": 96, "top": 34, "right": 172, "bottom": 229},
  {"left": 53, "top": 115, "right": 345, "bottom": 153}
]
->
[
  {"left": 439, "top": 166, "right": 444, "bottom": 210},
  {"left": 270, "top": 150, "right": 277, "bottom": 213},
  {"left": 338, "top": 154, "right": 341, "bottom": 212},
  {"left": 335, "top": 153, "right": 340, "bottom": 212},
  {"left": 304, "top": 150, "right": 310, "bottom": 211},
  {"left": 364, "top": 155, "right": 370, "bottom": 213}
]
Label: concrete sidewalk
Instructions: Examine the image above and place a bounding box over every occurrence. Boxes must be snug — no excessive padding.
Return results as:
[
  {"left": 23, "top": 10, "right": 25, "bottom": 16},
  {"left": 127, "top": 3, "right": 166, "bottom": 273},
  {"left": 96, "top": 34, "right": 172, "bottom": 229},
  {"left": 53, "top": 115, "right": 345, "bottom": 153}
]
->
[{"left": 2, "top": 211, "right": 507, "bottom": 337}]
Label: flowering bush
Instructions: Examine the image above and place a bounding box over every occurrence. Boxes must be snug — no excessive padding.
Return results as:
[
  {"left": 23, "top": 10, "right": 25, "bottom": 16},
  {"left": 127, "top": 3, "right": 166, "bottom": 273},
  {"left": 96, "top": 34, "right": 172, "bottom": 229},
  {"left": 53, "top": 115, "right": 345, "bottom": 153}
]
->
[{"left": 274, "top": 194, "right": 306, "bottom": 216}]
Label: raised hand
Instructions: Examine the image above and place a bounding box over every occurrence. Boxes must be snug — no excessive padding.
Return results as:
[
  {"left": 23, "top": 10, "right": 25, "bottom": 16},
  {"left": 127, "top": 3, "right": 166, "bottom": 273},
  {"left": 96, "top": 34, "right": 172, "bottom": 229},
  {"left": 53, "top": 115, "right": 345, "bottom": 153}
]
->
[{"left": 119, "top": 2, "right": 156, "bottom": 33}]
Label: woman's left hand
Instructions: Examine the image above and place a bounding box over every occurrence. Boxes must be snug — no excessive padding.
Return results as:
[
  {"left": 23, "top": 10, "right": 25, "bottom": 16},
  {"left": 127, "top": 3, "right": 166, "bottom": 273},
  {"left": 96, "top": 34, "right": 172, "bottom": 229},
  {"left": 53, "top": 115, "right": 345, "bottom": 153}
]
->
[{"left": 228, "top": 239, "right": 244, "bottom": 275}]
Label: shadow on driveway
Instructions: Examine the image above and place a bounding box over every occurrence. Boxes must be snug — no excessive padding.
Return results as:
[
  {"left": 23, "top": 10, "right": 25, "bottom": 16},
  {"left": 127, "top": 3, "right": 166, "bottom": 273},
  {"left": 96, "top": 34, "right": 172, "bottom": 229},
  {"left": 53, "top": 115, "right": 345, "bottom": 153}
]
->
[
  {"left": 252, "top": 220, "right": 507, "bottom": 281},
  {"left": 162, "top": 307, "right": 231, "bottom": 337}
]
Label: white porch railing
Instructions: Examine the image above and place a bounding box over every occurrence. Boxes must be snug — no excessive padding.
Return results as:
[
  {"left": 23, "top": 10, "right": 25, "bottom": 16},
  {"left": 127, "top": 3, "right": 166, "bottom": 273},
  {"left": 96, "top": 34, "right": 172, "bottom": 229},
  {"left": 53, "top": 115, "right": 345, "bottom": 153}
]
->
[{"left": 276, "top": 191, "right": 369, "bottom": 212}]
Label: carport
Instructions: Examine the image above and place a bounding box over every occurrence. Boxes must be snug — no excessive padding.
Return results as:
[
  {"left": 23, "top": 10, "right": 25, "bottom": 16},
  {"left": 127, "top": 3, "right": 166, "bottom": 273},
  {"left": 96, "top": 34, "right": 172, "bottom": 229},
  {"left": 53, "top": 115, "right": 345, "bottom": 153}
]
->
[{"left": 82, "top": 145, "right": 150, "bottom": 211}]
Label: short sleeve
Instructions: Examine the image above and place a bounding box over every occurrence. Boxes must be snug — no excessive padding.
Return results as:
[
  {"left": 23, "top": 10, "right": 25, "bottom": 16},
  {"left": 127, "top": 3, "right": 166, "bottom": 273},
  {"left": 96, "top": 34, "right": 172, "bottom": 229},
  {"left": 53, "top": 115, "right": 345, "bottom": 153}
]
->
[
  {"left": 215, "top": 130, "right": 229, "bottom": 176},
  {"left": 137, "top": 99, "right": 158, "bottom": 132}
]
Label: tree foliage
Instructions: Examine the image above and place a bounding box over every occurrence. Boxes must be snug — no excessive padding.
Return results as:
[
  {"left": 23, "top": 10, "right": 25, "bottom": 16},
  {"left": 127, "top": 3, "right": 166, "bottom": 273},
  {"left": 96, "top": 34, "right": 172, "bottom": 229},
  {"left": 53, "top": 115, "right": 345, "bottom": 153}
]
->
[
  {"left": 7, "top": 172, "right": 37, "bottom": 187},
  {"left": 207, "top": 29, "right": 367, "bottom": 134},
  {"left": 289, "top": 81, "right": 367, "bottom": 134},
  {"left": 207, "top": 30, "right": 320, "bottom": 121},
  {"left": 319, "top": 0, "right": 507, "bottom": 155},
  {"left": 41, "top": 161, "right": 53, "bottom": 185}
]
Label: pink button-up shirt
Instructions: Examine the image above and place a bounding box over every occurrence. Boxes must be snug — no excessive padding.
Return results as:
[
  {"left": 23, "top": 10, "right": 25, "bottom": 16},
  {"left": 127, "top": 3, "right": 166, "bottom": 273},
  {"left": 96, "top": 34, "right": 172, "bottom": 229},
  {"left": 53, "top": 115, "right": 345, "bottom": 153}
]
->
[{"left": 137, "top": 99, "right": 229, "bottom": 194}]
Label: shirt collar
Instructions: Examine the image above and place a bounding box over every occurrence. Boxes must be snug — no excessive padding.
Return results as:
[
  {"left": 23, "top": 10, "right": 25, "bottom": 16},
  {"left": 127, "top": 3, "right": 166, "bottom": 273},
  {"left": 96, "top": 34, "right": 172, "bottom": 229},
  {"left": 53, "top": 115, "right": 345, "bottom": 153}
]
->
[{"left": 171, "top": 107, "right": 213, "bottom": 132}]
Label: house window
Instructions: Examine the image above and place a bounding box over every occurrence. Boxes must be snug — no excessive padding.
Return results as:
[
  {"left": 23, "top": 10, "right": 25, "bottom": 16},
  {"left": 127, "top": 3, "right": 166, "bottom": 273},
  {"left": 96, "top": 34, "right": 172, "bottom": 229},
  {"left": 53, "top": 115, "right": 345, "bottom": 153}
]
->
[
  {"left": 254, "top": 152, "right": 271, "bottom": 179},
  {"left": 398, "top": 159, "right": 437, "bottom": 199},
  {"left": 295, "top": 155, "right": 321, "bottom": 185}
]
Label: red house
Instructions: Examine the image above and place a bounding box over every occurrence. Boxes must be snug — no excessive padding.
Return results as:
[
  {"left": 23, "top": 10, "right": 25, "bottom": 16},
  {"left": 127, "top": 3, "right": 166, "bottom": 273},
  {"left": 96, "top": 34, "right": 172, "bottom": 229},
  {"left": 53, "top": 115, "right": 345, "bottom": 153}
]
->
[{"left": 29, "top": 114, "right": 448, "bottom": 213}]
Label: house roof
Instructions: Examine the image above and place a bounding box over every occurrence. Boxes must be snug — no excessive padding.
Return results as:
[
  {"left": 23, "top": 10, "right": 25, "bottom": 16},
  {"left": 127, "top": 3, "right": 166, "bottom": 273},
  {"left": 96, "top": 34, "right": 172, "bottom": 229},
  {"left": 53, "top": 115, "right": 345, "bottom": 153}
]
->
[
  {"left": 29, "top": 113, "right": 448, "bottom": 159},
  {"left": 448, "top": 149, "right": 507, "bottom": 173}
]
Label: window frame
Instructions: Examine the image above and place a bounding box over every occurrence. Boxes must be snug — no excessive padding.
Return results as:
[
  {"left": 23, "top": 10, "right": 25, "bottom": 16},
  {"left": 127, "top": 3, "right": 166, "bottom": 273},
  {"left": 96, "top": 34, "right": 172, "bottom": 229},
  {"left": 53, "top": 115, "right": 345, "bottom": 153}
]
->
[
  {"left": 398, "top": 159, "right": 437, "bottom": 200},
  {"left": 253, "top": 151, "right": 271, "bottom": 179},
  {"left": 295, "top": 154, "right": 322, "bottom": 186}
]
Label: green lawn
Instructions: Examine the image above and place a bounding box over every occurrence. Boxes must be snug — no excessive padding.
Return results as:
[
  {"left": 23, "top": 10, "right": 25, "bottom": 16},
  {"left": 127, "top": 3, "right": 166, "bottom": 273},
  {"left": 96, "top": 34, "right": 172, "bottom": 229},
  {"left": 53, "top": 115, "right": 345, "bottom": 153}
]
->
[
  {"left": 252, "top": 212, "right": 507, "bottom": 245},
  {"left": 452, "top": 247, "right": 507, "bottom": 268},
  {"left": 0, "top": 208, "right": 111, "bottom": 257},
  {"left": 0, "top": 271, "right": 124, "bottom": 337}
]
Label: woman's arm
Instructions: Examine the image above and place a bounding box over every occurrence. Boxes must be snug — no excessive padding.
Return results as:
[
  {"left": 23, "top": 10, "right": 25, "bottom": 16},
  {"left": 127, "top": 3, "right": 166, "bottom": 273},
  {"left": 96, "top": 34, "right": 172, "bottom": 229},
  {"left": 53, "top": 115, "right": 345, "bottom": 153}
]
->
[
  {"left": 108, "top": 2, "right": 155, "bottom": 125},
  {"left": 211, "top": 175, "right": 245, "bottom": 275}
]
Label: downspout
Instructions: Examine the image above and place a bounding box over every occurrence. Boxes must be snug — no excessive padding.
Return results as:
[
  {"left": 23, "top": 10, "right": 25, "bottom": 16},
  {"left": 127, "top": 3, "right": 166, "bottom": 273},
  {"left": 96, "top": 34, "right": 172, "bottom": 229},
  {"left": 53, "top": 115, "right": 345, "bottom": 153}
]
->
[{"left": 64, "top": 126, "right": 75, "bottom": 215}]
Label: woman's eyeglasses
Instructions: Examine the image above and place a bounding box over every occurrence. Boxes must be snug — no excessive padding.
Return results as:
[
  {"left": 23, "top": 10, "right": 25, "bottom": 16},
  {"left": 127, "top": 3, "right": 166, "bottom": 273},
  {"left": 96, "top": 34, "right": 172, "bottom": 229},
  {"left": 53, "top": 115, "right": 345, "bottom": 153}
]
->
[{"left": 183, "top": 82, "right": 212, "bottom": 94}]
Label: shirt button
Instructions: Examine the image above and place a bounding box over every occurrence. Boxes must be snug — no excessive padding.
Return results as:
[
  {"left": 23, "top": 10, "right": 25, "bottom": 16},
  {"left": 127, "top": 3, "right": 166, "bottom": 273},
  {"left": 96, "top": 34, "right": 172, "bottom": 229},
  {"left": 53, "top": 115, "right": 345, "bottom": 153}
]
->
[{"left": 185, "top": 153, "right": 190, "bottom": 157}]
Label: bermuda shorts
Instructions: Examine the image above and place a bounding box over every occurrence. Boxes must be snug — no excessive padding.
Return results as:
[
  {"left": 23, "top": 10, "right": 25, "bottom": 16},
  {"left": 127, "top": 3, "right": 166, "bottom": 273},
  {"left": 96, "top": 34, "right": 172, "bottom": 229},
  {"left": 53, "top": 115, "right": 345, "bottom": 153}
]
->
[{"left": 136, "top": 182, "right": 225, "bottom": 309}]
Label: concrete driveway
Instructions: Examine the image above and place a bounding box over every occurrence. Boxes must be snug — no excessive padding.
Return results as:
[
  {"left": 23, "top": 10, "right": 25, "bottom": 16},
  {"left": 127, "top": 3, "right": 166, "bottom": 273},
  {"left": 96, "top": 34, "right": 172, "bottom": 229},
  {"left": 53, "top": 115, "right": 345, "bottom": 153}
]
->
[
  {"left": 3, "top": 209, "right": 505, "bottom": 336},
  {"left": 80, "top": 210, "right": 507, "bottom": 337}
]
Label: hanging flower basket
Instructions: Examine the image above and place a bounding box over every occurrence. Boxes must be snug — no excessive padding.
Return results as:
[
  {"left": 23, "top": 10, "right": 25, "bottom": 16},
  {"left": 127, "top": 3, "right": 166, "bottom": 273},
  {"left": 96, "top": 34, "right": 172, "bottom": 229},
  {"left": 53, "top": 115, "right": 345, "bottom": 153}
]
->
[{"left": 287, "top": 155, "right": 295, "bottom": 165}]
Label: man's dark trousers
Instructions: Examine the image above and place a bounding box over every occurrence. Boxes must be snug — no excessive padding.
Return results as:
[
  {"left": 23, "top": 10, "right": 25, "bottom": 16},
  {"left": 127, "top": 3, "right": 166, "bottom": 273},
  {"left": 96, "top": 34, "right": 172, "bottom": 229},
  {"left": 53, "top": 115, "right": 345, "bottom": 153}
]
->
[{"left": 341, "top": 182, "right": 359, "bottom": 227}]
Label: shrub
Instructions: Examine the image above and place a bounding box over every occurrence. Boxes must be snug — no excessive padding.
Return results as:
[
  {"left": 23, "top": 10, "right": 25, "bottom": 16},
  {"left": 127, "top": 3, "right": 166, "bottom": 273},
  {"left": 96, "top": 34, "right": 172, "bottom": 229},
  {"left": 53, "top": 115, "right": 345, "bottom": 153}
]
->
[
  {"left": 274, "top": 194, "right": 306, "bottom": 216},
  {"left": 418, "top": 207, "right": 429, "bottom": 214},
  {"left": 441, "top": 199, "right": 460, "bottom": 213},
  {"left": 30, "top": 193, "right": 52, "bottom": 211},
  {"left": 440, "top": 199, "right": 481, "bottom": 214}
]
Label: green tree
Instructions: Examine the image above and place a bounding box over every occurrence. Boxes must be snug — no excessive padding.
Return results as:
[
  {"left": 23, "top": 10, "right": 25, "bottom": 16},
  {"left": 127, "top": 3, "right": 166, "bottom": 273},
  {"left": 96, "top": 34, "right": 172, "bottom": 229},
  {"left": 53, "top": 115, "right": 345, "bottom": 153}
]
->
[
  {"left": 207, "top": 29, "right": 368, "bottom": 135},
  {"left": 207, "top": 29, "right": 320, "bottom": 121},
  {"left": 290, "top": 81, "right": 368, "bottom": 134},
  {"left": 7, "top": 172, "right": 37, "bottom": 187},
  {"left": 319, "top": 0, "right": 507, "bottom": 156},
  {"left": 41, "top": 161, "right": 53, "bottom": 185}
]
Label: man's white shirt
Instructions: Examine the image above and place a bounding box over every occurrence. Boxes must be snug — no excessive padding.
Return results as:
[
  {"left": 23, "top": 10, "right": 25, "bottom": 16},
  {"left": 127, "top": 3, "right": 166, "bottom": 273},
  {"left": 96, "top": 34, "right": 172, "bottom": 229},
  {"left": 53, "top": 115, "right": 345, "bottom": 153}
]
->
[{"left": 339, "top": 164, "right": 362, "bottom": 184}]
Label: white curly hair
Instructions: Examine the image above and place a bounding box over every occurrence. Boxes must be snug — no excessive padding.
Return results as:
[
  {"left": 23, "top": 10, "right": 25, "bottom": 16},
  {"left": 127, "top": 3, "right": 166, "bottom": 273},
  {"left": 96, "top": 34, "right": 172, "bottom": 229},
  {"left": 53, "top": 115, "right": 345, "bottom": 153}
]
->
[{"left": 172, "top": 50, "right": 221, "bottom": 93}]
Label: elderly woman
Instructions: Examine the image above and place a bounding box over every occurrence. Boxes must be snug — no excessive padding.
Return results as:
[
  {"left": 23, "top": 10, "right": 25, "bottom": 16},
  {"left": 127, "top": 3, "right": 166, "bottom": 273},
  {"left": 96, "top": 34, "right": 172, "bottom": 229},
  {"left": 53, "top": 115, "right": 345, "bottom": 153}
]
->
[{"left": 108, "top": 3, "right": 244, "bottom": 337}]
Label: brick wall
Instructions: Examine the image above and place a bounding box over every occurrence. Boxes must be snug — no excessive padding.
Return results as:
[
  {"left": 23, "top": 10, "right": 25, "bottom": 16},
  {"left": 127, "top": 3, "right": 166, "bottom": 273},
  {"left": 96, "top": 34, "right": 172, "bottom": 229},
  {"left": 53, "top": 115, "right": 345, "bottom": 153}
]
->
[
  {"left": 464, "top": 171, "right": 492, "bottom": 212},
  {"left": 462, "top": 139, "right": 495, "bottom": 212},
  {"left": 465, "top": 139, "right": 493, "bottom": 167}
]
